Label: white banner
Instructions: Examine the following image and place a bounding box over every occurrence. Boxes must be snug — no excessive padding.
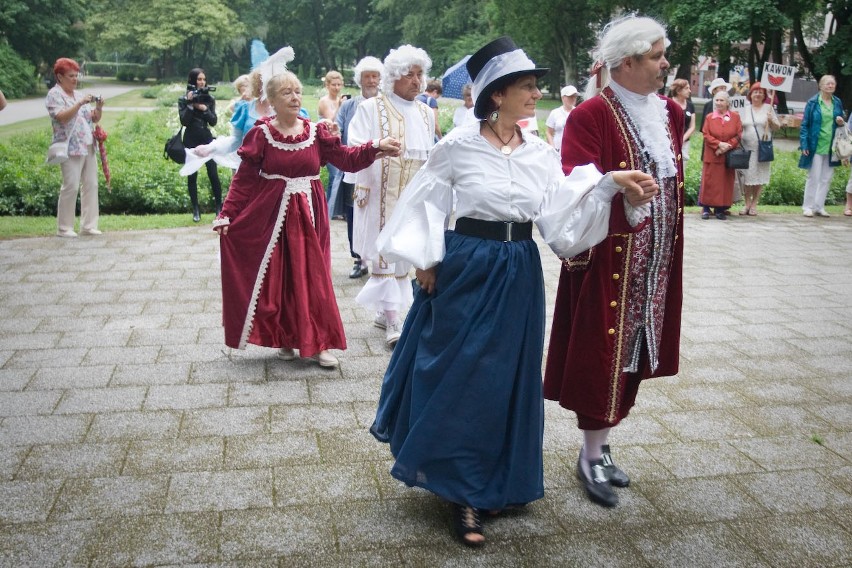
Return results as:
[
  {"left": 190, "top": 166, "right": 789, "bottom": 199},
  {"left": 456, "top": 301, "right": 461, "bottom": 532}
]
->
[
  {"left": 761, "top": 62, "right": 796, "bottom": 93},
  {"left": 729, "top": 96, "right": 747, "bottom": 111}
]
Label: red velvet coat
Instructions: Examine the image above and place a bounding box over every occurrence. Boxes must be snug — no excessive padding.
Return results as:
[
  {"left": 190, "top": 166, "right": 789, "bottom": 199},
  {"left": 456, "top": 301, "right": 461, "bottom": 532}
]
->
[
  {"left": 543, "top": 87, "right": 685, "bottom": 427},
  {"left": 700, "top": 111, "right": 742, "bottom": 207}
]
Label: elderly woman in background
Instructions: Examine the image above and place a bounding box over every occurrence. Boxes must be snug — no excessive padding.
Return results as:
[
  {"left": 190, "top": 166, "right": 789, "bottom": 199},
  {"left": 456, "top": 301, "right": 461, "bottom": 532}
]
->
[
  {"left": 452, "top": 83, "right": 475, "bottom": 130},
  {"left": 45, "top": 57, "right": 104, "bottom": 237},
  {"left": 738, "top": 81, "right": 780, "bottom": 216},
  {"left": 799, "top": 74, "right": 846, "bottom": 217},
  {"left": 546, "top": 85, "right": 579, "bottom": 152},
  {"left": 700, "top": 91, "right": 742, "bottom": 220},
  {"left": 227, "top": 74, "right": 252, "bottom": 114},
  {"left": 668, "top": 79, "right": 696, "bottom": 164}
]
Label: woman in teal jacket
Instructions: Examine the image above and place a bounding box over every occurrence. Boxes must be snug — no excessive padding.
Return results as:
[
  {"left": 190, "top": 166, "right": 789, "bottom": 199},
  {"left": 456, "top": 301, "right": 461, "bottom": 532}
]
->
[{"left": 799, "top": 74, "right": 846, "bottom": 216}]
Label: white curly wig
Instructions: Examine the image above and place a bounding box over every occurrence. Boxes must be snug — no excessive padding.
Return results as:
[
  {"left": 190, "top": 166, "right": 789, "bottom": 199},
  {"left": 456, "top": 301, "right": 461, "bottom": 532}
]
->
[
  {"left": 352, "top": 56, "right": 384, "bottom": 87},
  {"left": 584, "top": 15, "right": 669, "bottom": 100},
  {"left": 381, "top": 45, "right": 431, "bottom": 94}
]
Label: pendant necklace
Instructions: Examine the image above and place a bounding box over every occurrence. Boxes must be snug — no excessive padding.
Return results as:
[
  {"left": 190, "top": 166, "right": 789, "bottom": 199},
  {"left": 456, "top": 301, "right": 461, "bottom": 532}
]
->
[{"left": 487, "top": 121, "right": 515, "bottom": 155}]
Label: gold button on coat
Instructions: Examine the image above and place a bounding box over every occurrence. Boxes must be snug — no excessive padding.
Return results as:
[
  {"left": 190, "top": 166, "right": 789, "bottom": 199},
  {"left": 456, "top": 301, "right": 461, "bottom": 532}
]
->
[
  {"left": 615, "top": 246, "right": 622, "bottom": 253},
  {"left": 619, "top": 161, "right": 627, "bottom": 168},
  {"left": 610, "top": 301, "right": 617, "bottom": 308},
  {"left": 608, "top": 328, "right": 615, "bottom": 335},
  {"left": 612, "top": 274, "right": 619, "bottom": 280}
]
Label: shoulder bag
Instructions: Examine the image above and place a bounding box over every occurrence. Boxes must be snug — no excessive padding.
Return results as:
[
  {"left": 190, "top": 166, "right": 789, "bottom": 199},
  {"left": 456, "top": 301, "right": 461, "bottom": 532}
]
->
[
  {"left": 164, "top": 127, "right": 186, "bottom": 164},
  {"left": 725, "top": 136, "right": 751, "bottom": 169},
  {"left": 833, "top": 124, "right": 852, "bottom": 160},
  {"left": 46, "top": 140, "right": 70, "bottom": 165},
  {"left": 751, "top": 107, "right": 774, "bottom": 162}
]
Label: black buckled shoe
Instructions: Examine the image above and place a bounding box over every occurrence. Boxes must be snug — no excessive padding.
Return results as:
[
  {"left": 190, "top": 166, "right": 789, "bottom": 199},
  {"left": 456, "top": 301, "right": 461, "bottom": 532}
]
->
[
  {"left": 348, "top": 261, "right": 367, "bottom": 279},
  {"left": 451, "top": 503, "right": 484, "bottom": 547},
  {"left": 576, "top": 453, "right": 618, "bottom": 508},
  {"left": 601, "top": 444, "right": 630, "bottom": 488}
]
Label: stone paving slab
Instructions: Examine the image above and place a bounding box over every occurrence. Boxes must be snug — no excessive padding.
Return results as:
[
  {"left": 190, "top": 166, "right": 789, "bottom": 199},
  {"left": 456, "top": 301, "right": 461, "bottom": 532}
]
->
[{"left": 0, "top": 214, "right": 850, "bottom": 566}]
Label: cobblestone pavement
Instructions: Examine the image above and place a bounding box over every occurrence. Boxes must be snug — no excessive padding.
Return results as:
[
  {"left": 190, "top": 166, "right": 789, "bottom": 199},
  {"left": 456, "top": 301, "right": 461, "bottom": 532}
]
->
[{"left": 0, "top": 213, "right": 850, "bottom": 567}]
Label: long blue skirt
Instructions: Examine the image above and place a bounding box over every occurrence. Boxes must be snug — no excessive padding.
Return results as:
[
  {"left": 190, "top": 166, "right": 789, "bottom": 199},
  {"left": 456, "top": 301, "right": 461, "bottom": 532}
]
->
[{"left": 370, "top": 230, "right": 545, "bottom": 510}]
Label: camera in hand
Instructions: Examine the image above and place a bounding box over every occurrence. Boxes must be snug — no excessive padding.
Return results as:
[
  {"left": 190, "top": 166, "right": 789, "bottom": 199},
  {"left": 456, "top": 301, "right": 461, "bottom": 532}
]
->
[
  {"left": 188, "top": 85, "right": 216, "bottom": 105},
  {"left": 91, "top": 95, "right": 103, "bottom": 103}
]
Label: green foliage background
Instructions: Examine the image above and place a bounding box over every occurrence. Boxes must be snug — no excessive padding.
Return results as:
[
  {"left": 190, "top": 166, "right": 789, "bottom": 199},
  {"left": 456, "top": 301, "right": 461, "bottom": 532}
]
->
[{"left": 0, "top": 43, "right": 38, "bottom": 98}]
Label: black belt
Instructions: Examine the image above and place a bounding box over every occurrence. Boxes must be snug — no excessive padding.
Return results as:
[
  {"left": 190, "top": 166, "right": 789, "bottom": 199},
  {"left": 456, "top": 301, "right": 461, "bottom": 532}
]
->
[{"left": 454, "top": 217, "right": 533, "bottom": 242}]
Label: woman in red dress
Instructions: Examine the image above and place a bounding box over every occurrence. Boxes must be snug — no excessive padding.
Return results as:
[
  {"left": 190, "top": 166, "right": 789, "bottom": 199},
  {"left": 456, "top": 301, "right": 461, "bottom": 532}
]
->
[
  {"left": 214, "top": 71, "right": 400, "bottom": 367},
  {"left": 699, "top": 91, "right": 742, "bottom": 220}
]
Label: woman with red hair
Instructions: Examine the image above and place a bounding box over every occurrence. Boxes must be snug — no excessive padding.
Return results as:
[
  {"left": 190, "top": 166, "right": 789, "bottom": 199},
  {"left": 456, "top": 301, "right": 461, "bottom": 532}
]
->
[{"left": 45, "top": 58, "right": 104, "bottom": 237}]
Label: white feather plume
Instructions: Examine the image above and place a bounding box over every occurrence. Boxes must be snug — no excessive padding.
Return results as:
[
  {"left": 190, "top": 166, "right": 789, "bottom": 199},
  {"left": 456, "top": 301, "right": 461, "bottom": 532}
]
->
[{"left": 259, "top": 46, "right": 295, "bottom": 101}]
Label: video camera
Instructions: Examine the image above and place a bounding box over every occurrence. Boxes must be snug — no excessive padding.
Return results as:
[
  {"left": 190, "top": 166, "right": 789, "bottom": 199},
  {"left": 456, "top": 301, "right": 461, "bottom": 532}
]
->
[{"left": 188, "top": 85, "right": 216, "bottom": 105}]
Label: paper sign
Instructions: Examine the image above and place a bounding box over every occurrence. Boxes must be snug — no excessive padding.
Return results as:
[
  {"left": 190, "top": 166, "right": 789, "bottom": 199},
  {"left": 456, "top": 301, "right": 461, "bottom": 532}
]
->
[
  {"left": 729, "top": 96, "right": 747, "bottom": 110},
  {"left": 761, "top": 62, "right": 796, "bottom": 92}
]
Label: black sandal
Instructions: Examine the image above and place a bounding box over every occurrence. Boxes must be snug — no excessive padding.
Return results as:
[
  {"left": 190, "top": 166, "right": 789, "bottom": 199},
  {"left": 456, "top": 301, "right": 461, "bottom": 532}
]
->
[{"left": 452, "top": 503, "right": 484, "bottom": 547}]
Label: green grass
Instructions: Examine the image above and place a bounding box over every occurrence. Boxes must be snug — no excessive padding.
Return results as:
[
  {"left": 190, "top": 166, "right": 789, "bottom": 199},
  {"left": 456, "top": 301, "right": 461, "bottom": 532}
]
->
[{"left": 0, "top": 213, "right": 217, "bottom": 240}]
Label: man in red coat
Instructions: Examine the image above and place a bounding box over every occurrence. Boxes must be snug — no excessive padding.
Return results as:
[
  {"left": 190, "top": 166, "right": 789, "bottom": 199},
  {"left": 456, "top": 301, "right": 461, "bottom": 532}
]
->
[{"left": 543, "top": 15, "right": 685, "bottom": 508}]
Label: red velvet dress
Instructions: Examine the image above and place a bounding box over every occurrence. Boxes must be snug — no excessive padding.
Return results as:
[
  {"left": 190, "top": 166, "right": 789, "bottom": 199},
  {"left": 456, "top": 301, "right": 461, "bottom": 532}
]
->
[
  {"left": 700, "top": 112, "right": 742, "bottom": 208},
  {"left": 217, "top": 117, "right": 379, "bottom": 356},
  {"left": 543, "top": 87, "right": 685, "bottom": 429}
]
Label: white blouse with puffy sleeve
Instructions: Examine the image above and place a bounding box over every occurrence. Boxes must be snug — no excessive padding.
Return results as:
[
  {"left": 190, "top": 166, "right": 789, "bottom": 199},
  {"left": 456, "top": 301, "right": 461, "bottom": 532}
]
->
[{"left": 377, "top": 122, "right": 625, "bottom": 269}]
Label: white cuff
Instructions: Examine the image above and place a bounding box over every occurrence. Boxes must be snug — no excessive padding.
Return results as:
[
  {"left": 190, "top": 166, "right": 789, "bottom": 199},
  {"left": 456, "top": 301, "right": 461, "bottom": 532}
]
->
[{"left": 212, "top": 217, "right": 230, "bottom": 228}]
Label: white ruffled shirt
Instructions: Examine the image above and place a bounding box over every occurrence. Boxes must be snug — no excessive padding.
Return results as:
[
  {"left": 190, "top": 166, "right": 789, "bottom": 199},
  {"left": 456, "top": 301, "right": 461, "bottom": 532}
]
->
[{"left": 377, "top": 122, "right": 623, "bottom": 269}]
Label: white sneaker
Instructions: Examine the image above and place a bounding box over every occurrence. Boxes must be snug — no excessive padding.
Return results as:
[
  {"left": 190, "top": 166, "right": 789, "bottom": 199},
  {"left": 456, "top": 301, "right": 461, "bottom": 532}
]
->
[
  {"left": 56, "top": 230, "right": 78, "bottom": 238},
  {"left": 386, "top": 321, "right": 402, "bottom": 346},
  {"left": 815, "top": 209, "right": 831, "bottom": 217},
  {"left": 80, "top": 228, "right": 103, "bottom": 236},
  {"left": 373, "top": 312, "right": 387, "bottom": 329},
  {"left": 310, "top": 350, "right": 339, "bottom": 368},
  {"left": 803, "top": 209, "right": 814, "bottom": 217},
  {"left": 277, "top": 347, "right": 296, "bottom": 361}
]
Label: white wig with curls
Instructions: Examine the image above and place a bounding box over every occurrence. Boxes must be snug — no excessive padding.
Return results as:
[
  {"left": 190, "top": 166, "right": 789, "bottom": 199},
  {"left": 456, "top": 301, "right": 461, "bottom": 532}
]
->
[
  {"left": 381, "top": 45, "right": 431, "bottom": 94},
  {"left": 352, "top": 56, "right": 384, "bottom": 87},
  {"left": 584, "top": 15, "right": 669, "bottom": 100}
]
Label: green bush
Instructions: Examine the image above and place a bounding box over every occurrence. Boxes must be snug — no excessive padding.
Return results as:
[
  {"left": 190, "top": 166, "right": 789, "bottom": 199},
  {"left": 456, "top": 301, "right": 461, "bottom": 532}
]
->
[
  {"left": 0, "top": 43, "right": 38, "bottom": 98},
  {"left": 0, "top": 108, "right": 232, "bottom": 215},
  {"left": 683, "top": 134, "right": 850, "bottom": 206},
  {"left": 221, "top": 62, "right": 231, "bottom": 84}
]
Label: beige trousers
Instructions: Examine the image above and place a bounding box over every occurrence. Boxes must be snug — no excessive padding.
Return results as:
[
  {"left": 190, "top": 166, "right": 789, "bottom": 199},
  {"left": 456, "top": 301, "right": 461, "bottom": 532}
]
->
[{"left": 58, "top": 147, "right": 99, "bottom": 233}]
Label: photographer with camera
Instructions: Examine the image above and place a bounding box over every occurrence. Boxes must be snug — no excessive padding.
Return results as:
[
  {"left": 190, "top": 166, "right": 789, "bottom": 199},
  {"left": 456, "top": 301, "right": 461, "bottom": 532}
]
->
[
  {"left": 45, "top": 57, "right": 105, "bottom": 237},
  {"left": 179, "top": 68, "right": 223, "bottom": 222}
]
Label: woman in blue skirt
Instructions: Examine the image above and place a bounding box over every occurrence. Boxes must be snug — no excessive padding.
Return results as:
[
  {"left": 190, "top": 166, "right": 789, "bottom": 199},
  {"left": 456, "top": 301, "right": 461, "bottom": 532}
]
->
[{"left": 370, "top": 37, "right": 660, "bottom": 547}]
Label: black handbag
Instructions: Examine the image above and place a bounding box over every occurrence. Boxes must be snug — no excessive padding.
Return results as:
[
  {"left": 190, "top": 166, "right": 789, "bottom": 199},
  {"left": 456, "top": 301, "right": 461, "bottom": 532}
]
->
[
  {"left": 751, "top": 108, "right": 774, "bottom": 162},
  {"left": 164, "top": 127, "right": 185, "bottom": 164},
  {"left": 725, "top": 137, "right": 751, "bottom": 169}
]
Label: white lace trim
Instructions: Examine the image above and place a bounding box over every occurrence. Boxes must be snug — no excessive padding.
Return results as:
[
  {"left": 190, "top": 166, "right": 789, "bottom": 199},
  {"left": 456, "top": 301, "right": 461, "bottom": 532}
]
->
[
  {"left": 260, "top": 121, "right": 317, "bottom": 152},
  {"left": 212, "top": 217, "right": 230, "bottom": 228},
  {"left": 237, "top": 173, "right": 321, "bottom": 349}
]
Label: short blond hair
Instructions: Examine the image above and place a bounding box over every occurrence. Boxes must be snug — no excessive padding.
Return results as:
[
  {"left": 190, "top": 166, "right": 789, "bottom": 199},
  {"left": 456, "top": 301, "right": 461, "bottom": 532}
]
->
[
  {"left": 323, "top": 70, "right": 343, "bottom": 86},
  {"left": 266, "top": 71, "right": 302, "bottom": 101}
]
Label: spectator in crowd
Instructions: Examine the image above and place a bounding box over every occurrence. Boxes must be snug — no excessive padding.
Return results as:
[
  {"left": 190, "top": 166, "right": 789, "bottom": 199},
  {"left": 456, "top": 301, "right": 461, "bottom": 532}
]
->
[
  {"left": 737, "top": 81, "right": 780, "bottom": 216},
  {"left": 318, "top": 70, "right": 346, "bottom": 216},
  {"left": 370, "top": 35, "right": 657, "bottom": 546},
  {"left": 546, "top": 85, "right": 578, "bottom": 152},
  {"left": 179, "top": 68, "right": 223, "bottom": 222},
  {"left": 451, "top": 83, "right": 474, "bottom": 129},
  {"left": 417, "top": 79, "right": 443, "bottom": 141},
  {"left": 668, "top": 79, "right": 695, "bottom": 165},
  {"left": 213, "top": 71, "right": 400, "bottom": 369},
  {"left": 45, "top": 57, "right": 104, "bottom": 237},
  {"left": 700, "top": 91, "right": 742, "bottom": 220},
  {"left": 333, "top": 56, "right": 384, "bottom": 279},
  {"left": 799, "top": 74, "right": 846, "bottom": 217}
]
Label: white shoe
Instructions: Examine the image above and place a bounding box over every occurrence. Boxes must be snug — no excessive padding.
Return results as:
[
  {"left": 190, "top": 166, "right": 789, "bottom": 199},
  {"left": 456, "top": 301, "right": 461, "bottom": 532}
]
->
[
  {"left": 802, "top": 209, "right": 814, "bottom": 217},
  {"left": 56, "top": 230, "right": 78, "bottom": 238},
  {"left": 80, "top": 228, "right": 103, "bottom": 236},
  {"left": 310, "top": 350, "right": 339, "bottom": 368},
  {"left": 385, "top": 322, "right": 402, "bottom": 346},
  {"left": 815, "top": 209, "right": 831, "bottom": 217},
  {"left": 373, "top": 312, "right": 387, "bottom": 329},
  {"left": 277, "top": 347, "right": 296, "bottom": 361}
]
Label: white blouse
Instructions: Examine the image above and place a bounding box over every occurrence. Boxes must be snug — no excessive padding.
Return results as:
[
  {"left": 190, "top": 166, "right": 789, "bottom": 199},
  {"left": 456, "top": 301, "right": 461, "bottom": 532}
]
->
[{"left": 376, "top": 122, "right": 625, "bottom": 269}]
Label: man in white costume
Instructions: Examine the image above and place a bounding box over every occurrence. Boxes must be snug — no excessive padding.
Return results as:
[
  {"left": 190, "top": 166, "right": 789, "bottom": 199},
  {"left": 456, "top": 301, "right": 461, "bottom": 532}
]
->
[{"left": 348, "top": 45, "right": 436, "bottom": 346}]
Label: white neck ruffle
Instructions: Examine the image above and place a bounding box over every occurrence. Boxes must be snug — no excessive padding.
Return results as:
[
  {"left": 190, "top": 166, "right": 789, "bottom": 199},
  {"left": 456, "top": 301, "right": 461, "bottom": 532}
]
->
[{"left": 609, "top": 80, "right": 677, "bottom": 179}]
